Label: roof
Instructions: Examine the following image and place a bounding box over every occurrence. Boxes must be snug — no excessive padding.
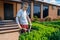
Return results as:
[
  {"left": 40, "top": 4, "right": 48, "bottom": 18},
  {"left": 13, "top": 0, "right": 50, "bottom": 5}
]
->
[
  {"left": 35, "top": 0, "right": 60, "bottom": 7},
  {"left": 4, "top": 0, "right": 22, "bottom": 2},
  {"left": 4, "top": 0, "right": 32, "bottom": 3}
]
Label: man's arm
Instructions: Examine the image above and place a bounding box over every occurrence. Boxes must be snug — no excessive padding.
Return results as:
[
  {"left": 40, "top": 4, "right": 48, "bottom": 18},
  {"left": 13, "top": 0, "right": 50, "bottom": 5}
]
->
[
  {"left": 16, "top": 10, "right": 23, "bottom": 29},
  {"left": 27, "top": 15, "right": 32, "bottom": 25},
  {"left": 16, "top": 17, "right": 22, "bottom": 29}
]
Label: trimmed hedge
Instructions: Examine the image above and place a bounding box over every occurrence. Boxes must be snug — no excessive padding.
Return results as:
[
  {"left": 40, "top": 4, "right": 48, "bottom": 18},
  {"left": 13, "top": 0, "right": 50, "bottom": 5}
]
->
[
  {"left": 40, "top": 21, "right": 60, "bottom": 29},
  {"left": 19, "top": 22, "right": 60, "bottom": 40}
]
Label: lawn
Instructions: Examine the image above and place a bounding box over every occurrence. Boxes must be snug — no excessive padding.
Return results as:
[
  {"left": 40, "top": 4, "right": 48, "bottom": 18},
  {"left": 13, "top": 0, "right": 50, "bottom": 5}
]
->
[{"left": 19, "top": 21, "right": 60, "bottom": 40}]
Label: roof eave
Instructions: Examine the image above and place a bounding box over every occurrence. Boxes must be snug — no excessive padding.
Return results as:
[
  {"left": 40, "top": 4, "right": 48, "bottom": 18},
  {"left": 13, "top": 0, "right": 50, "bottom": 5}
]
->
[{"left": 34, "top": 0, "right": 60, "bottom": 7}]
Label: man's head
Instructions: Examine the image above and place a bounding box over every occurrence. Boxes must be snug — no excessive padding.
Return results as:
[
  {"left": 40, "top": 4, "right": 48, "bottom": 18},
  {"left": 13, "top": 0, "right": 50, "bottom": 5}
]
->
[{"left": 22, "top": 2, "right": 29, "bottom": 11}]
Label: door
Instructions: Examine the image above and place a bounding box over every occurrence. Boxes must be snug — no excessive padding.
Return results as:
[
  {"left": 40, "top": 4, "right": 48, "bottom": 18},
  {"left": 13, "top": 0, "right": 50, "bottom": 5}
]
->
[
  {"left": 4, "top": 3, "right": 13, "bottom": 20},
  {"left": 43, "top": 5, "right": 48, "bottom": 18},
  {"left": 58, "top": 9, "right": 60, "bottom": 16}
]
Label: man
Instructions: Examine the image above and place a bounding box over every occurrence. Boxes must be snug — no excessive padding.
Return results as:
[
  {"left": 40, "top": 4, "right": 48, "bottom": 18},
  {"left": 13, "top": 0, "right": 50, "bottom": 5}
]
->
[{"left": 16, "top": 2, "right": 32, "bottom": 32}]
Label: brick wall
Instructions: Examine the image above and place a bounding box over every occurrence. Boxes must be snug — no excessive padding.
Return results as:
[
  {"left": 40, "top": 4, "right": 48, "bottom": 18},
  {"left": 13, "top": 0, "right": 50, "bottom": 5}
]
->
[
  {"left": 48, "top": 5, "right": 58, "bottom": 19},
  {"left": 0, "top": 1, "right": 21, "bottom": 20},
  {"left": 0, "top": 1, "right": 4, "bottom": 20}
]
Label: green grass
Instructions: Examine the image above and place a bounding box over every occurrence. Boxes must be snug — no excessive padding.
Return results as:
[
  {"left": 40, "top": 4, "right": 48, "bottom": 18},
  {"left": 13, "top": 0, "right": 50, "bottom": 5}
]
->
[{"left": 19, "top": 21, "right": 60, "bottom": 40}]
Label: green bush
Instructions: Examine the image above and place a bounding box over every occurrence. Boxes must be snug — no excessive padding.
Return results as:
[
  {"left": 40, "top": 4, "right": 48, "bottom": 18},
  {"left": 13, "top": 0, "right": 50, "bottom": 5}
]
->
[
  {"left": 44, "top": 17, "right": 51, "bottom": 21},
  {"left": 40, "top": 19, "right": 44, "bottom": 22},
  {"left": 33, "top": 16, "right": 40, "bottom": 22},
  {"left": 19, "top": 22, "right": 60, "bottom": 40},
  {"left": 47, "top": 30, "right": 60, "bottom": 40},
  {"left": 40, "top": 21, "right": 60, "bottom": 29}
]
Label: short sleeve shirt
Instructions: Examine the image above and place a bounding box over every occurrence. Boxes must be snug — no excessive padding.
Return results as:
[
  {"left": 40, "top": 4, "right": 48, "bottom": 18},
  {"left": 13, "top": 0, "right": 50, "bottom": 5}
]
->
[{"left": 16, "top": 9, "right": 28, "bottom": 25}]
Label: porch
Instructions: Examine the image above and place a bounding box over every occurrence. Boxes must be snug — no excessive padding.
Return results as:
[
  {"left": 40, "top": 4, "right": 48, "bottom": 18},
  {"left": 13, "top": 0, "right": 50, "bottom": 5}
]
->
[{"left": 0, "top": 20, "right": 20, "bottom": 40}]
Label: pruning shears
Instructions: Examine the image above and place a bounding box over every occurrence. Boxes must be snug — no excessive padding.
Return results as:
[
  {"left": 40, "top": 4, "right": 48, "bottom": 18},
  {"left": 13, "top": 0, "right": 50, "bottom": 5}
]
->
[{"left": 28, "top": 24, "right": 32, "bottom": 33}]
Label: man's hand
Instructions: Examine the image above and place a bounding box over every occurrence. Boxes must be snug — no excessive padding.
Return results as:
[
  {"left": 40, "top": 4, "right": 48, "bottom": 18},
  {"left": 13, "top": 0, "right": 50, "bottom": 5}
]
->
[
  {"left": 30, "top": 23, "right": 32, "bottom": 26},
  {"left": 22, "top": 28, "right": 28, "bottom": 31},
  {"left": 18, "top": 24, "right": 22, "bottom": 29}
]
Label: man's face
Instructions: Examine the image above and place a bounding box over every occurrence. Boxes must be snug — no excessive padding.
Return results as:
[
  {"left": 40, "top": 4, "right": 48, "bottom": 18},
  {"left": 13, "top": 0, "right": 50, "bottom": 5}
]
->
[{"left": 23, "top": 4, "right": 28, "bottom": 10}]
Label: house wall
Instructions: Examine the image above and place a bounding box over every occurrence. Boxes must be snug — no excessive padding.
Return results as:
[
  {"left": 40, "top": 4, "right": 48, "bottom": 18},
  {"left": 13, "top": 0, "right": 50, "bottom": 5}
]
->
[
  {"left": 0, "top": 1, "right": 4, "bottom": 20},
  {"left": 17, "top": 3, "right": 21, "bottom": 12},
  {"left": 48, "top": 5, "right": 58, "bottom": 19},
  {"left": 13, "top": 2, "right": 21, "bottom": 17}
]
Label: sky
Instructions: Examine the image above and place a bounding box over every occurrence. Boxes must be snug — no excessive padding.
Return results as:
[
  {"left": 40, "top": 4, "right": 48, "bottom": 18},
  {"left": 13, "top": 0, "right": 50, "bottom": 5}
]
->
[
  {"left": 44, "top": 0, "right": 60, "bottom": 5},
  {"left": 56, "top": 0, "right": 60, "bottom": 4},
  {"left": 36, "top": 0, "right": 60, "bottom": 5}
]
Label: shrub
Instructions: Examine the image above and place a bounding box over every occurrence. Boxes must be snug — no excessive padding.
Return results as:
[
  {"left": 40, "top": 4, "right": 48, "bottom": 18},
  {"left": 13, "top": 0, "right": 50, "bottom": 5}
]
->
[
  {"left": 53, "top": 18, "right": 60, "bottom": 21},
  {"left": 44, "top": 16, "right": 51, "bottom": 21},
  {"left": 40, "top": 19, "right": 44, "bottom": 22},
  {"left": 40, "top": 21, "right": 60, "bottom": 29},
  {"left": 19, "top": 22, "right": 60, "bottom": 40},
  {"left": 33, "top": 16, "right": 39, "bottom": 22},
  {"left": 48, "top": 30, "right": 60, "bottom": 40},
  {"left": 57, "top": 16, "right": 60, "bottom": 19},
  {"left": 53, "top": 19, "right": 58, "bottom": 21},
  {"left": 52, "top": 16, "right": 60, "bottom": 21}
]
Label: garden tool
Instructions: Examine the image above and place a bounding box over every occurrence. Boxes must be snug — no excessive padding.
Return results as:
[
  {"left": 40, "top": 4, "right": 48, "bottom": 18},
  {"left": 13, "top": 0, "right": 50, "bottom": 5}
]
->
[{"left": 28, "top": 24, "right": 32, "bottom": 33}]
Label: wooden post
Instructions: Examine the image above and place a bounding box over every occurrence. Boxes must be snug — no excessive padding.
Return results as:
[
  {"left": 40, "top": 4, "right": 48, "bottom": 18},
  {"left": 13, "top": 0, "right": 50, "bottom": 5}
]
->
[
  {"left": 31, "top": 1, "right": 33, "bottom": 20},
  {"left": 41, "top": 4, "right": 43, "bottom": 19}
]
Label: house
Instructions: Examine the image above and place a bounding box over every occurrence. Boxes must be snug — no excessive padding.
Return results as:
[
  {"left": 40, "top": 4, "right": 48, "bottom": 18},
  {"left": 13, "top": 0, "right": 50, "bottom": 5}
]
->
[
  {"left": 0, "top": 0, "right": 60, "bottom": 40},
  {"left": 0, "top": 0, "right": 60, "bottom": 20}
]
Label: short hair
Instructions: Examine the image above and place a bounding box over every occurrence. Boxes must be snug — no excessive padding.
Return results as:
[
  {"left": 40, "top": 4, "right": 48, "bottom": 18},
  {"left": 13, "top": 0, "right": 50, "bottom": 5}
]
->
[
  {"left": 21, "top": 2, "right": 29, "bottom": 8},
  {"left": 23, "top": 2, "right": 28, "bottom": 5},
  {"left": 22, "top": 2, "right": 29, "bottom": 7}
]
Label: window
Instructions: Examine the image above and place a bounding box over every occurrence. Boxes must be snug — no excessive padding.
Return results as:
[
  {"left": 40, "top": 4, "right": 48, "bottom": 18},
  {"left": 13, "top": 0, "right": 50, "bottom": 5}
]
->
[
  {"left": 27, "top": 4, "right": 31, "bottom": 18},
  {"left": 58, "top": 9, "right": 60, "bottom": 16},
  {"left": 43, "top": 4, "right": 49, "bottom": 18},
  {"left": 34, "top": 3, "right": 41, "bottom": 18}
]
